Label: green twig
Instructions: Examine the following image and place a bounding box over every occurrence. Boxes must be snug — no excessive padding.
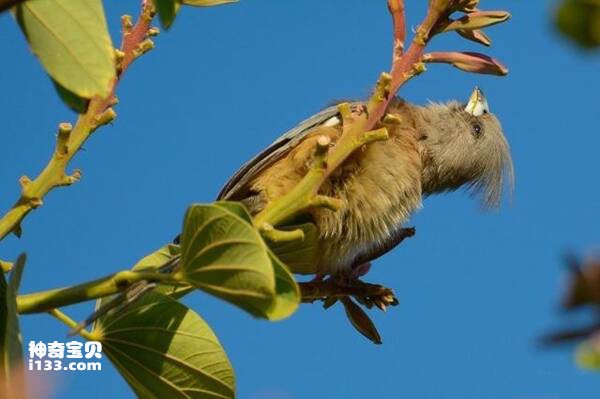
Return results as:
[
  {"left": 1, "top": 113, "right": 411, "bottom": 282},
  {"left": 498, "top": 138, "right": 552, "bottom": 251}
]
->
[
  {"left": 252, "top": 1, "right": 455, "bottom": 230},
  {"left": 0, "top": 1, "right": 156, "bottom": 241},
  {"left": 17, "top": 270, "right": 179, "bottom": 314},
  {"left": 9, "top": 0, "right": 508, "bottom": 317},
  {"left": 253, "top": 110, "right": 389, "bottom": 230},
  {"left": 48, "top": 309, "right": 96, "bottom": 341}
]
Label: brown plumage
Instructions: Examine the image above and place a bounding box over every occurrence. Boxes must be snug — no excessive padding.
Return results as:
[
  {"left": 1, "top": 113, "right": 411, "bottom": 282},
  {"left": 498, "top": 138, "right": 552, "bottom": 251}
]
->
[
  {"left": 219, "top": 88, "right": 513, "bottom": 276},
  {"left": 77, "top": 89, "right": 513, "bottom": 332}
]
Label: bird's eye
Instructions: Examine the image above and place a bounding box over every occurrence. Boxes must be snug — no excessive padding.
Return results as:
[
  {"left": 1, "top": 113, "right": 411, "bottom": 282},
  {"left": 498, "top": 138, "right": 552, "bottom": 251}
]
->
[{"left": 472, "top": 123, "right": 482, "bottom": 137}]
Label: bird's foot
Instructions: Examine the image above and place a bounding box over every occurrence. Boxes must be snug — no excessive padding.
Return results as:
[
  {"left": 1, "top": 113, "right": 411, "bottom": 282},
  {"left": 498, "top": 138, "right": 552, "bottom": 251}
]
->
[
  {"left": 300, "top": 273, "right": 398, "bottom": 312},
  {"left": 333, "top": 274, "right": 399, "bottom": 312},
  {"left": 299, "top": 273, "right": 399, "bottom": 344}
]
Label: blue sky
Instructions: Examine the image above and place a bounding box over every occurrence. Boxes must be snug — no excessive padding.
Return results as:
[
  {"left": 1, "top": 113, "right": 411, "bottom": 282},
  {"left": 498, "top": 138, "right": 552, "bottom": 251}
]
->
[{"left": 1, "top": 0, "right": 600, "bottom": 397}]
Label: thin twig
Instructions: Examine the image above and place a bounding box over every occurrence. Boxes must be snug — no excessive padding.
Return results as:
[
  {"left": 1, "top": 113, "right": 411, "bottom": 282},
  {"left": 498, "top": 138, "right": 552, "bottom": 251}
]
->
[
  {"left": 253, "top": 0, "right": 452, "bottom": 234},
  {"left": 368, "top": 1, "right": 449, "bottom": 128},
  {"left": 48, "top": 309, "right": 96, "bottom": 341},
  {"left": 387, "top": 0, "right": 406, "bottom": 60},
  {"left": 0, "top": 0, "right": 156, "bottom": 241},
  {"left": 17, "top": 269, "right": 180, "bottom": 314}
]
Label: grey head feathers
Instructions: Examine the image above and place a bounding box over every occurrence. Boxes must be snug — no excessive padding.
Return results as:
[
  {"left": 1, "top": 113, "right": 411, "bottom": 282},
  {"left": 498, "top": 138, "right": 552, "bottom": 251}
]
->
[{"left": 418, "top": 88, "right": 514, "bottom": 208}]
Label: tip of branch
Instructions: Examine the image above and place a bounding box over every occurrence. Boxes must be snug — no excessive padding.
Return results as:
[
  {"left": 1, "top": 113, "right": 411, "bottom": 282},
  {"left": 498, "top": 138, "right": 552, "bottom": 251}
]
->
[
  {"left": 148, "top": 27, "right": 160, "bottom": 37},
  {"left": 114, "top": 50, "right": 126, "bottom": 72},
  {"left": 359, "top": 127, "right": 389, "bottom": 145},
  {"left": 260, "top": 223, "right": 305, "bottom": 243},
  {"left": 58, "top": 123, "right": 73, "bottom": 135},
  {"left": 317, "top": 135, "right": 331, "bottom": 151},
  {"left": 310, "top": 195, "right": 343, "bottom": 212},
  {"left": 337, "top": 103, "right": 353, "bottom": 122},
  {"left": 91, "top": 108, "right": 117, "bottom": 131},
  {"left": 134, "top": 39, "right": 155, "bottom": 58},
  {"left": 121, "top": 15, "right": 134, "bottom": 33},
  {"left": 19, "top": 176, "right": 32, "bottom": 189},
  {"left": 59, "top": 170, "right": 82, "bottom": 187},
  {"left": 379, "top": 72, "right": 393, "bottom": 87},
  {"left": 29, "top": 198, "right": 43, "bottom": 209},
  {"left": 369, "top": 73, "right": 393, "bottom": 109},
  {"left": 312, "top": 134, "right": 332, "bottom": 170},
  {"left": 383, "top": 114, "right": 403, "bottom": 125}
]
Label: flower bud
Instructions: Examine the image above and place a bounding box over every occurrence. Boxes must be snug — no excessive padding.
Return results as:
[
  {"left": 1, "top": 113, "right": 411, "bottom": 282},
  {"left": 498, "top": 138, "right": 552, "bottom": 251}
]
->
[
  {"left": 423, "top": 51, "right": 509, "bottom": 76},
  {"left": 456, "top": 29, "right": 492, "bottom": 46},
  {"left": 443, "top": 11, "right": 511, "bottom": 32}
]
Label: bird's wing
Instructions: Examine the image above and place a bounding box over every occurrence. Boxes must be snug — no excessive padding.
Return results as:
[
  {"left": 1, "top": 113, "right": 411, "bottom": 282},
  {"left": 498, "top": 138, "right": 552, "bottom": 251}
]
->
[{"left": 218, "top": 103, "right": 360, "bottom": 200}]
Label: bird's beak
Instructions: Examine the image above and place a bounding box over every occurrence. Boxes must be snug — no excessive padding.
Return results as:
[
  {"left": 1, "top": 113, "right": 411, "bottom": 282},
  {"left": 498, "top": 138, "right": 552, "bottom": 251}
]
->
[{"left": 464, "top": 87, "right": 490, "bottom": 116}]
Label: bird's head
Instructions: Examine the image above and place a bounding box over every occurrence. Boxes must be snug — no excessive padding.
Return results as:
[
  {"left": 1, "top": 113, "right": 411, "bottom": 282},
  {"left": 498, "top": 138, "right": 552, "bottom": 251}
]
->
[{"left": 417, "top": 87, "right": 514, "bottom": 207}]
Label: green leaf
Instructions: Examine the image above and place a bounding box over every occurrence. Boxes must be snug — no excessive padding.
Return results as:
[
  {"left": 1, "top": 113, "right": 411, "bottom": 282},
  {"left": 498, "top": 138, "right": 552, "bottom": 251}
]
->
[
  {"left": 556, "top": 0, "right": 600, "bottom": 48},
  {"left": 155, "top": 0, "right": 238, "bottom": 28},
  {"left": 132, "top": 244, "right": 182, "bottom": 272},
  {"left": 213, "top": 201, "right": 253, "bottom": 223},
  {"left": 576, "top": 341, "right": 600, "bottom": 370},
  {"left": 0, "top": 254, "right": 26, "bottom": 394},
  {"left": 97, "top": 201, "right": 300, "bottom": 322},
  {"left": 267, "top": 223, "right": 319, "bottom": 275},
  {"left": 153, "top": 0, "right": 181, "bottom": 29},
  {"left": 93, "top": 244, "right": 187, "bottom": 324},
  {"left": 52, "top": 78, "right": 89, "bottom": 114},
  {"left": 15, "top": 0, "right": 116, "bottom": 101},
  {"left": 94, "top": 292, "right": 235, "bottom": 399},
  {"left": 441, "top": 11, "right": 511, "bottom": 33},
  {"left": 178, "top": 203, "right": 278, "bottom": 318},
  {"left": 183, "top": 0, "right": 238, "bottom": 7},
  {"left": 266, "top": 251, "right": 300, "bottom": 320}
]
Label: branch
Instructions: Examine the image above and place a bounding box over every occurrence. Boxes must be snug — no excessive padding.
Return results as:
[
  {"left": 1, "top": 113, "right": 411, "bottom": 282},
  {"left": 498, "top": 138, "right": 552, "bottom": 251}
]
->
[
  {"left": 11, "top": 0, "right": 510, "bottom": 323},
  {"left": 253, "top": 103, "right": 389, "bottom": 229},
  {"left": 368, "top": 0, "right": 450, "bottom": 127},
  {"left": 0, "top": 1, "right": 156, "bottom": 241},
  {"left": 17, "top": 269, "right": 180, "bottom": 314},
  {"left": 254, "top": 0, "right": 509, "bottom": 232},
  {"left": 387, "top": 0, "right": 406, "bottom": 60},
  {"left": 253, "top": 0, "right": 451, "bottom": 230},
  {"left": 48, "top": 309, "right": 96, "bottom": 341}
]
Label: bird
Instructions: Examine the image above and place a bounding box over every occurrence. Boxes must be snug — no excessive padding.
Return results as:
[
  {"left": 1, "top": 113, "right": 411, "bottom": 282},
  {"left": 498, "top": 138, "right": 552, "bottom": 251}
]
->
[
  {"left": 217, "top": 87, "right": 514, "bottom": 278},
  {"left": 74, "top": 87, "right": 513, "bottom": 333}
]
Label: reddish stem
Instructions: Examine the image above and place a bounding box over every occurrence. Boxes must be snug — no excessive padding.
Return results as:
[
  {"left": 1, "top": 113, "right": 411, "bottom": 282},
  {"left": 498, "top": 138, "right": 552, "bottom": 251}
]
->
[
  {"left": 387, "top": 0, "right": 406, "bottom": 60},
  {"left": 98, "top": 0, "right": 154, "bottom": 113},
  {"left": 120, "top": 1, "right": 153, "bottom": 75},
  {"left": 366, "top": 2, "right": 446, "bottom": 129}
]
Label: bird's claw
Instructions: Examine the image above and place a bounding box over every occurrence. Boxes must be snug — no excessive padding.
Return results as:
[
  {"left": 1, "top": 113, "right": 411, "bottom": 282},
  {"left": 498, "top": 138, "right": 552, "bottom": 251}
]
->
[
  {"left": 353, "top": 286, "right": 398, "bottom": 312},
  {"left": 316, "top": 275, "right": 399, "bottom": 312}
]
